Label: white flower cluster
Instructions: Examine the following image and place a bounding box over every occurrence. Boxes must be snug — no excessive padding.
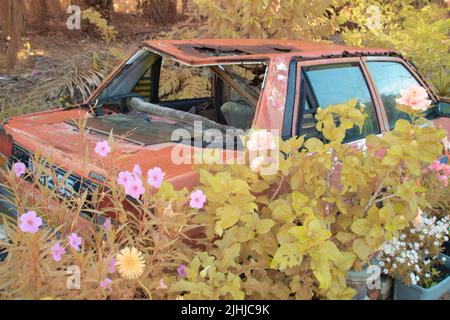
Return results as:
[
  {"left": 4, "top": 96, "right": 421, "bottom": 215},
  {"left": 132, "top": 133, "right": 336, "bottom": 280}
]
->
[{"left": 379, "top": 215, "right": 450, "bottom": 286}]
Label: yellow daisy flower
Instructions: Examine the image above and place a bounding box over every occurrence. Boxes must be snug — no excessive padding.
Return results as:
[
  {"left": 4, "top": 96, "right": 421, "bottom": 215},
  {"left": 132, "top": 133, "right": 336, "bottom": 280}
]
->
[{"left": 116, "top": 247, "right": 146, "bottom": 280}]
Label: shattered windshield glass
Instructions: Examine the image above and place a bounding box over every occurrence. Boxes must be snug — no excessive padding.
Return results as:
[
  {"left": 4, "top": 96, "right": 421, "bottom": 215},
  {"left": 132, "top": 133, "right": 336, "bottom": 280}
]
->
[{"left": 88, "top": 49, "right": 267, "bottom": 147}]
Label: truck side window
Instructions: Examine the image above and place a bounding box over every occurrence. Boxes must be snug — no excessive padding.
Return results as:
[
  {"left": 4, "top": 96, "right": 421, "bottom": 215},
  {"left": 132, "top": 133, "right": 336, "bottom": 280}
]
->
[
  {"left": 366, "top": 61, "right": 423, "bottom": 129},
  {"left": 298, "top": 63, "right": 380, "bottom": 142}
]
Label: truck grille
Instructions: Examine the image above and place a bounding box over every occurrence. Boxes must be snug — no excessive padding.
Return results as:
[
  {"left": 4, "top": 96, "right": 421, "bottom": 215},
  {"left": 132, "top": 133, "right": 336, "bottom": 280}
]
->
[{"left": 11, "top": 144, "right": 97, "bottom": 199}]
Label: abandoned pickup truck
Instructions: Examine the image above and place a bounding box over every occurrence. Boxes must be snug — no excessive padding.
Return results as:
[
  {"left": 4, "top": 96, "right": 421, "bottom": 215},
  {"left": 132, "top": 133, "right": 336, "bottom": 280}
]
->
[{"left": 0, "top": 39, "right": 449, "bottom": 225}]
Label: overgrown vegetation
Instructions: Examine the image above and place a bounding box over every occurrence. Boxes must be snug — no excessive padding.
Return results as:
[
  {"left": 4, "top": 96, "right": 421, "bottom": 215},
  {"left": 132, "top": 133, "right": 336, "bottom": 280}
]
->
[
  {"left": 341, "top": 0, "right": 450, "bottom": 95},
  {"left": 0, "top": 94, "right": 448, "bottom": 299}
]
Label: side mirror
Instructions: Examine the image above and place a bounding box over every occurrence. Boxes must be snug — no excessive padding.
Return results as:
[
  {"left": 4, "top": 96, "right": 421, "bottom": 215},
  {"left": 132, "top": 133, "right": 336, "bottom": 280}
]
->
[
  {"left": 427, "top": 101, "right": 450, "bottom": 119},
  {"left": 436, "top": 101, "right": 450, "bottom": 118}
]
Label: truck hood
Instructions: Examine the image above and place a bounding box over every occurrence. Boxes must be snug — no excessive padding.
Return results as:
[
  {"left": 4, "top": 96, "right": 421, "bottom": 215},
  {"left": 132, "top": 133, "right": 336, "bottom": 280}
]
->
[{"left": 3, "top": 109, "right": 199, "bottom": 188}]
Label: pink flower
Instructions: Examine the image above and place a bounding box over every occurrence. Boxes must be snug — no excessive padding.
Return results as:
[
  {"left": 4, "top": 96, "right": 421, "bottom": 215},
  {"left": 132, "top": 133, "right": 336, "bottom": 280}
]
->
[
  {"left": 156, "top": 278, "right": 168, "bottom": 290},
  {"left": 147, "top": 167, "right": 165, "bottom": 189},
  {"left": 103, "top": 218, "right": 111, "bottom": 231},
  {"left": 189, "top": 190, "right": 207, "bottom": 209},
  {"left": 374, "top": 148, "right": 387, "bottom": 159},
  {"left": 95, "top": 140, "right": 111, "bottom": 157},
  {"left": 51, "top": 243, "right": 66, "bottom": 262},
  {"left": 396, "top": 86, "right": 432, "bottom": 111},
  {"left": 438, "top": 174, "right": 449, "bottom": 187},
  {"left": 13, "top": 162, "right": 26, "bottom": 178},
  {"left": 250, "top": 156, "right": 267, "bottom": 173},
  {"left": 117, "top": 171, "right": 133, "bottom": 187},
  {"left": 412, "top": 209, "right": 423, "bottom": 227},
  {"left": 100, "top": 277, "right": 112, "bottom": 291},
  {"left": 246, "top": 130, "right": 276, "bottom": 152},
  {"left": 68, "top": 233, "right": 82, "bottom": 252},
  {"left": 429, "top": 160, "right": 442, "bottom": 172},
  {"left": 177, "top": 264, "right": 187, "bottom": 278},
  {"left": 108, "top": 258, "right": 116, "bottom": 274},
  {"left": 19, "top": 211, "right": 43, "bottom": 234},
  {"left": 133, "top": 165, "right": 142, "bottom": 177},
  {"left": 125, "top": 178, "right": 146, "bottom": 200}
]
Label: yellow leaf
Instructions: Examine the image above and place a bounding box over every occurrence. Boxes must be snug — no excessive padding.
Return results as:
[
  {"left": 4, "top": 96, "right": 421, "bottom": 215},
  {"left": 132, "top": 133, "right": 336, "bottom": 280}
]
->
[
  {"left": 351, "top": 219, "right": 370, "bottom": 236},
  {"left": 352, "top": 238, "right": 373, "bottom": 261},
  {"left": 335, "top": 251, "right": 356, "bottom": 271},
  {"left": 215, "top": 205, "right": 241, "bottom": 236},
  {"left": 273, "top": 204, "right": 295, "bottom": 223},
  {"left": 256, "top": 219, "right": 276, "bottom": 235}
]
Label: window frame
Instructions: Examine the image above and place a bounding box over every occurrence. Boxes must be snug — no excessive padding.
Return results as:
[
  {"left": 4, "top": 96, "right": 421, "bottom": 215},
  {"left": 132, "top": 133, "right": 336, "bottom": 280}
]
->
[
  {"left": 293, "top": 57, "right": 387, "bottom": 141},
  {"left": 361, "top": 56, "right": 438, "bottom": 131}
]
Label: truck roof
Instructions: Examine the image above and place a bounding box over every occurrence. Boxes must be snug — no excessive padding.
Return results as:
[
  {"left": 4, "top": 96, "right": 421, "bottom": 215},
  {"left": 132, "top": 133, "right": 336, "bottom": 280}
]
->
[{"left": 142, "top": 39, "right": 397, "bottom": 65}]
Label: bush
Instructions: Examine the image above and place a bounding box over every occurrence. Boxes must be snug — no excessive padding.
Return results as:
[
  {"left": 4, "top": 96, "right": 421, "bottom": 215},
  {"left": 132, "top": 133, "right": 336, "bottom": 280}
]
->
[
  {"left": 0, "top": 89, "right": 447, "bottom": 299},
  {"left": 192, "top": 0, "right": 344, "bottom": 40},
  {"left": 341, "top": 1, "right": 450, "bottom": 86},
  {"left": 170, "top": 97, "right": 447, "bottom": 299}
]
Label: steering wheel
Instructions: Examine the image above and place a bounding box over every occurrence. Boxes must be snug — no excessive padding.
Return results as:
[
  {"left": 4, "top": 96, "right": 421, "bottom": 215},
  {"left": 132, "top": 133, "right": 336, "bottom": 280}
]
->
[{"left": 95, "top": 93, "right": 148, "bottom": 116}]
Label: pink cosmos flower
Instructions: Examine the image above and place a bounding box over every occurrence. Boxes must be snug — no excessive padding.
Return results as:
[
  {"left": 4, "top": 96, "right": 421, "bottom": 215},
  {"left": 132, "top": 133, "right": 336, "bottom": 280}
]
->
[
  {"left": 147, "top": 167, "right": 165, "bottom": 189},
  {"left": 95, "top": 140, "right": 111, "bottom": 157},
  {"left": 396, "top": 86, "right": 431, "bottom": 111},
  {"left": 177, "top": 264, "right": 187, "bottom": 278},
  {"left": 108, "top": 258, "right": 116, "bottom": 274},
  {"left": 103, "top": 218, "right": 111, "bottom": 231},
  {"left": 13, "top": 162, "right": 26, "bottom": 178},
  {"left": 189, "top": 190, "right": 207, "bottom": 209},
  {"left": 68, "top": 233, "right": 82, "bottom": 252},
  {"left": 51, "top": 243, "right": 66, "bottom": 262},
  {"left": 133, "top": 165, "right": 142, "bottom": 177},
  {"left": 125, "top": 177, "right": 146, "bottom": 200},
  {"left": 250, "top": 156, "right": 267, "bottom": 173},
  {"left": 117, "top": 171, "right": 133, "bottom": 187},
  {"left": 100, "top": 277, "right": 113, "bottom": 291},
  {"left": 156, "top": 278, "right": 168, "bottom": 290},
  {"left": 19, "top": 211, "right": 43, "bottom": 234},
  {"left": 246, "top": 130, "right": 276, "bottom": 152}
]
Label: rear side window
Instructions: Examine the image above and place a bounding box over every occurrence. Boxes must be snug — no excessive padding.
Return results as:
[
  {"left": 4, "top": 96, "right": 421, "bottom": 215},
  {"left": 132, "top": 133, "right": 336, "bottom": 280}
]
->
[
  {"left": 298, "top": 63, "right": 380, "bottom": 142},
  {"left": 366, "top": 61, "right": 422, "bottom": 129}
]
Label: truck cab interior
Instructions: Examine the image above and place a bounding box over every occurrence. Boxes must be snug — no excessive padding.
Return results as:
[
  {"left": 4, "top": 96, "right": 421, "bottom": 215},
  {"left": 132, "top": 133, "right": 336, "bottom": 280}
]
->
[{"left": 93, "top": 49, "right": 267, "bottom": 135}]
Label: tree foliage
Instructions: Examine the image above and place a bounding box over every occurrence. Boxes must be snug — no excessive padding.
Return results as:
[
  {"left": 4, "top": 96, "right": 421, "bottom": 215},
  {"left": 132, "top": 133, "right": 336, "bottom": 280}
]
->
[
  {"left": 341, "top": 1, "right": 450, "bottom": 85},
  {"left": 193, "top": 0, "right": 344, "bottom": 40}
]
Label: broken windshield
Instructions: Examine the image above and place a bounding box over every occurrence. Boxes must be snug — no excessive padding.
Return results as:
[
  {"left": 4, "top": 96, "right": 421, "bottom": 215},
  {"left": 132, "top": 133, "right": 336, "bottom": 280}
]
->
[{"left": 89, "top": 49, "right": 267, "bottom": 147}]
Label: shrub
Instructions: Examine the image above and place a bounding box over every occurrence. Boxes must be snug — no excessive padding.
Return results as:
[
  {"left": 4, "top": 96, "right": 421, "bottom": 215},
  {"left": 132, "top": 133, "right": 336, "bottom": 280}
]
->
[
  {"left": 0, "top": 87, "right": 447, "bottom": 300},
  {"left": 341, "top": 1, "right": 450, "bottom": 83},
  {"left": 170, "top": 96, "right": 446, "bottom": 300}
]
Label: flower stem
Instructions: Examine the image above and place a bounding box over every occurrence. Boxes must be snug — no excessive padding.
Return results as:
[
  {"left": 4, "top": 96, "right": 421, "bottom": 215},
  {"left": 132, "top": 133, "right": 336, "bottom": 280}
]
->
[{"left": 137, "top": 278, "right": 152, "bottom": 300}]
